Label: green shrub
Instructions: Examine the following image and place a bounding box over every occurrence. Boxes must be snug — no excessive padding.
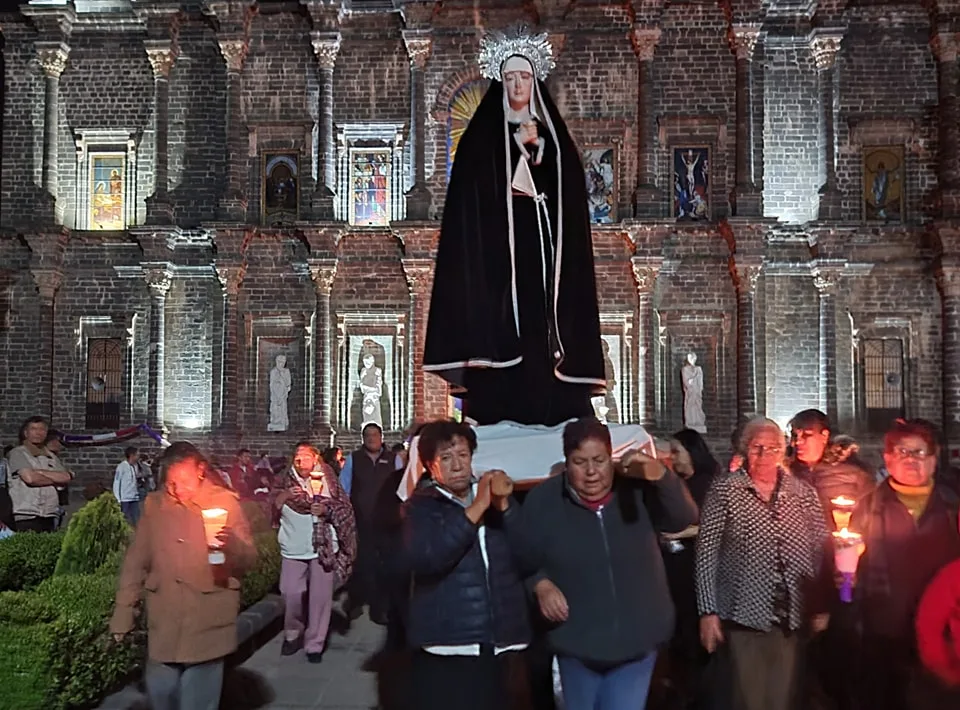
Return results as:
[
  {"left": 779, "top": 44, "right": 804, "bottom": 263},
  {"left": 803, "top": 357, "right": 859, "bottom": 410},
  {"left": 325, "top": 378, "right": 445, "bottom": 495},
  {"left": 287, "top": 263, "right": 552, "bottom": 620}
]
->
[
  {"left": 0, "top": 531, "right": 65, "bottom": 591},
  {"left": 240, "top": 498, "right": 272, "bottom": 533},
  {"left": 95, "top": 546, "right": 126, "bottom": 578},
  {"left": 0, "top": 622, "right": 56, "bottom": 710},
  {"left": 0, "top": 590, "right": 58, "bottom": 625},
  {"left": 240, "top": 531, "right": 281, "bottom": 609},
  {"left": 54, "top": 494, "right": 130, "bottom": 577}
]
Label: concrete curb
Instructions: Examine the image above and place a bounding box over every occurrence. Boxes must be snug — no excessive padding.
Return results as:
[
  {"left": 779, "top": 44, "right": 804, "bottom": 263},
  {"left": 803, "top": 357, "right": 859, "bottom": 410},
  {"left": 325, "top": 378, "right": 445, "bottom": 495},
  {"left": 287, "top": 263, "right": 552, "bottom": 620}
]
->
[{"left": 96, "top": 594, "right": 284, "bottom": 710}]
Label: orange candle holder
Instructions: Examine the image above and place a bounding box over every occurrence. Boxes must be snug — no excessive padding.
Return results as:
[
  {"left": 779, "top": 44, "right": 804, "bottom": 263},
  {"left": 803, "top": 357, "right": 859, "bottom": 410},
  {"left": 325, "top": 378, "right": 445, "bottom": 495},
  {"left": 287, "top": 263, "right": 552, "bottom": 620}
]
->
[
  {"left": 201, "top": 507, "right": 228, "bottom": 565},
  {"left": 830, "top": 496, "right": 856, "bottom": 531}
]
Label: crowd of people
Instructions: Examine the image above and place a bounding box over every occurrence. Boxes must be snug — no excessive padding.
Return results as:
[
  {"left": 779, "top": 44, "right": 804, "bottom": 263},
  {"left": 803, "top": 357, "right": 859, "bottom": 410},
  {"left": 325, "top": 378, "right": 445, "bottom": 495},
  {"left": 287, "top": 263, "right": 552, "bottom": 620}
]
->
[{"left": 2, "top": 412, "right": 960, "bottom": 710}]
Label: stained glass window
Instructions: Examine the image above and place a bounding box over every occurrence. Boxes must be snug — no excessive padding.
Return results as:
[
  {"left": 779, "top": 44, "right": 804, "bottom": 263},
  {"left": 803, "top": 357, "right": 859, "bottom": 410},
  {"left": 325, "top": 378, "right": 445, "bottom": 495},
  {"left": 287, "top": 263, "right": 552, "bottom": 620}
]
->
[
  {"left": 863, "top": 338, "right": 905, "bottom": 431},
  {"left": 86, "top": 338, "right": 124, "bottom": 429},
  {"left": 447, "top": 81, "right": 487, "bottom": 181},
  {"left": 89, "top": 154, "right": 126, "bottom": 230},
  {"left": 349, "top": 149, "right": 391, "bottom": 227}
]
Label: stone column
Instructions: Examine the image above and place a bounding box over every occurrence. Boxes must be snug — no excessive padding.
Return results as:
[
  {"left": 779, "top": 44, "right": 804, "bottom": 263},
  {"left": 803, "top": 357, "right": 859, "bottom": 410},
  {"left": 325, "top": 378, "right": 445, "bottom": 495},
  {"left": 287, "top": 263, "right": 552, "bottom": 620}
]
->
[
  {"left": 31, "top": 269, "right": 62, "bottom": 418},
  {"left": 735, "top": 264, "right": 761, "bottom": 419},
  {"left": 36, "top": 43, "right": 70, "bottom": 202},
  {"left": 814, "top": 267, "right": 840, "bottom": 424},
  {"left": 811, "top": 30, "right": 844, "bottom": 220},
  {"left": 215, "top": 265, "right": 245, "bottom": 430},
  {"left": 402, "top": 258, "right": 446, "bottom": 420},
  {"left": 402, "top": 30, "right": 433, "bottom": 220},
  {"left": 729, "top": 26, "right": 761, "bottom": 216},
  {"left": 938, "top": 262, "right": 960, "bottom": 459},
  {"left": 145, "top": 41, "right": 178, "bottom": 223},
  {"left": 311, "top": 33, "right": 341, "bottom": 220},
  {"left": 931, "top": 30, "right": 960, "bottom": 215},
  {"left": 217, "top": 38, "right": 250, "bottom": 221},
  {"left": 144, "top": 268, "right": 172, "bottom": 428},
  {"left": 631, "top": 257, "right": 660, "bottom": 426},
  {"left": 630, "top": 26, "right": 662, "bottom": 218},
  {"left": 309, "top": 260, "right": 337, "bottom": 437}
]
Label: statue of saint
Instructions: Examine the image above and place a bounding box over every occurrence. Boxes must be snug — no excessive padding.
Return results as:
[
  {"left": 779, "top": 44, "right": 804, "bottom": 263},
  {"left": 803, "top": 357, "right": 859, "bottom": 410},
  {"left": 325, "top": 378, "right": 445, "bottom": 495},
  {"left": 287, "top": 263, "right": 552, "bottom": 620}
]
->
[
  {"left": 681, "top": 352, "right": 707, "bottom": 434},
  {"left": 267, "top": 354, "right": 292, "bottom": 432},
  {"left": 358, "top": 353, "right": 384, "bottom": 429},
  {"left": 423, "top": 26, "right": 605, "bottom": 426}
]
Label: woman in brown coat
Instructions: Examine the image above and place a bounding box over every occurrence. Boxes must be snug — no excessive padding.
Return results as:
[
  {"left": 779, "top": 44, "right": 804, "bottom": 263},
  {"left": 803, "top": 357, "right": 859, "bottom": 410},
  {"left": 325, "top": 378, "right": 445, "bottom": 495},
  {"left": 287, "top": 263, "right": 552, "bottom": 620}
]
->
[{"left": 110, "top": 442, "right": 257, "bottom": 710}]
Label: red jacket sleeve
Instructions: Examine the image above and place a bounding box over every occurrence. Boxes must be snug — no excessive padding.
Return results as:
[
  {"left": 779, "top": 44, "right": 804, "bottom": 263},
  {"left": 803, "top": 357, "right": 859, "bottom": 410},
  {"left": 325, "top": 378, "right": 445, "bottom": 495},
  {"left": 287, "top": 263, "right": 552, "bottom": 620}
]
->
[{"left": 916, "top": 558, "right": 960, "bottom": 687}]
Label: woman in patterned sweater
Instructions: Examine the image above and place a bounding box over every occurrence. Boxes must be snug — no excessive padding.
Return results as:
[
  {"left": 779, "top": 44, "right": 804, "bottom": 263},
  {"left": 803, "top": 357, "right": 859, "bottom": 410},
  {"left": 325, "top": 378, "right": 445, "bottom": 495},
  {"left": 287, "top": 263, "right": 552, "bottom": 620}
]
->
[{"left": 695, "top": 417, "right": 830, "bottom": 710}]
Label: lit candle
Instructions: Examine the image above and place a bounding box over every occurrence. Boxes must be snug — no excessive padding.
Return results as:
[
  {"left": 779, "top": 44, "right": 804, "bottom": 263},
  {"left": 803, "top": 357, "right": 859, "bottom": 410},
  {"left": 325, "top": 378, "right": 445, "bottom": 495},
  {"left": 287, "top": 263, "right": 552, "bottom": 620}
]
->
[
  {"left": 309, "top": 471, "right": 325, "bottom": 500},
  {"left": 201, "top": 507, "right": 229, "bottom": 565},
  {"left": 830, "top": 496, "right": 857, "bottom": 531},
  {"left": 832, "top": 527, "right": 866, "bottom": 603}
]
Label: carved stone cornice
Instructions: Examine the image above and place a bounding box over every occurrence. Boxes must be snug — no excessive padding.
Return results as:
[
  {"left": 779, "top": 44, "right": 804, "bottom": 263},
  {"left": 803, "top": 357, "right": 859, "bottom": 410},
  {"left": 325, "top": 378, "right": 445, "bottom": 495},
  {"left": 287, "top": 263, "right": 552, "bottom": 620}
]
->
[
  {"left": 810, "top": 29, "right": 844, "bottom": 72},
  {"left": 812, "top": 268, "right": 839, "bottom": 296},
  {"left": 402, "top": 29, "right": 432, "bottom": 70},
  {"left": 215, "top": 264, "right": 246, "bottom": 297},
  {"left": 736, "top": 264, "right": 762, "bottom": 295},
  {"left": 728, "top": 25, "right": 761, "bottom": 61},
  {"left": 936, "top": 260, "right": 960, "bottom": 297},
  {"left": 401, "top": 258, "right": 434, "bottom": 295},
  {"left": 630, "top": 256, "right": 661, "bottom": 293},
  {"left": 217, "top": 38, "right": 249, "bottom": 74},
  {"left": 630, "top": 26, "right": 661, "bottom": 62},
  {"left": 931, "top": 30, "right": 959, "bottom": 64},
  {"left": 309, "top": 259, "right": 338, "bottom": 296},
  {"left": 31, "top": 269, "right": 62, "bottom": 303},
  {"left": 312, "top": 32, "right": 342, "bottom": 70},
  {"left": 398, "top": 0, "right": 437, "bottom": 29},
  {"left": 143, "top": 267, "right": 173, "bottom": 298},
  {"left": 144, "top": 40, "right": 178, "bottom": 80},
  {"left": 36, "top": 42, "right": 70, "bottom": 79}
]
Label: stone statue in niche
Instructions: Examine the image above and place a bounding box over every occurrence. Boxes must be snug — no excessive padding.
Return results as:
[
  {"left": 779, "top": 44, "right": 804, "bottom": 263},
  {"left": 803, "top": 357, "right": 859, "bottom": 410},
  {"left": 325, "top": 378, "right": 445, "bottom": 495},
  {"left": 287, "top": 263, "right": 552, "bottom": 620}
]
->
[
  {"left": 359, "top": 352, "right": 384, "bottom": 429},
  {"left": 682, "top": 352, "right": 707, "bottom": 434},
  {"left": 267, "top": 354, "right": 292, "bottom": 432}
]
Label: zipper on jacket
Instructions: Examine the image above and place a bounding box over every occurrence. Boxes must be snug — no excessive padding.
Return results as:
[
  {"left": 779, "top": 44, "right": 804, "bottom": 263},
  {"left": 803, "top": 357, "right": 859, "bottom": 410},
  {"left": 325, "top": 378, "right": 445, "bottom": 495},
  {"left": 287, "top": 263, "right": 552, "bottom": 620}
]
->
[{"left": 596, "top": 508, "right": 620, "bottom": 636}]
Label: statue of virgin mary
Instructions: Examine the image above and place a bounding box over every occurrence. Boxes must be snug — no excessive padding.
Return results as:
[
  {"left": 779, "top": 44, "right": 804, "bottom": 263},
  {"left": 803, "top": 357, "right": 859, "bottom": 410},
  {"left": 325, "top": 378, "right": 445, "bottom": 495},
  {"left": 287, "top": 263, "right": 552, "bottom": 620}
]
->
[{"left": 423, "top": 26, "right": 605, "bottom": 427}]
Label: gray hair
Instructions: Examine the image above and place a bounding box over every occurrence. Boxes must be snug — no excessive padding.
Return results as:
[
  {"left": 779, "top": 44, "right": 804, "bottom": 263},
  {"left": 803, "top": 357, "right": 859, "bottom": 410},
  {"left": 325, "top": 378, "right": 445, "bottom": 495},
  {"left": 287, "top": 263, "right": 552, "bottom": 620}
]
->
[{"left": 738, "top": 417, "right": 784, "bottom": 456}]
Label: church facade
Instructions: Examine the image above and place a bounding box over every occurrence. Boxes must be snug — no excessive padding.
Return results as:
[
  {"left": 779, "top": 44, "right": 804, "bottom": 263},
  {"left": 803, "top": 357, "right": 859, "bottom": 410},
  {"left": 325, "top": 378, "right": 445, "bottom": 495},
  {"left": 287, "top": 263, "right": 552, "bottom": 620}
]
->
[{"left": 0, "top": 0, "right": 958, "bottom": 480}]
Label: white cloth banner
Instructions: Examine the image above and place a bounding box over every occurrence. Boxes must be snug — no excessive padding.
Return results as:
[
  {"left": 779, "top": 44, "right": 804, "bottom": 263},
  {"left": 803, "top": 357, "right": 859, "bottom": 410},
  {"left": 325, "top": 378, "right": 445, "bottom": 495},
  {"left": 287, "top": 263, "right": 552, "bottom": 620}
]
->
[{"left": 397, "top": 421, "right": 654, "bottom": 502}]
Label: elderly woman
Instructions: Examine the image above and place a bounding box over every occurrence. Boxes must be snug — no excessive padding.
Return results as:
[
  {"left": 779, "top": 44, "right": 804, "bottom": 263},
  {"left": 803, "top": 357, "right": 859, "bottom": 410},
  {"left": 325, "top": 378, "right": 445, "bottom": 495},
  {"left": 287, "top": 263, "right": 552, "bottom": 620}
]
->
[
  {"left": 110, "top": 442, "right": 257, "bottom": 710},
  {"left": 516, "top": 417, "right": 698, "bottom": 710},
  {"left": 695, "top": 417, "right": 829, "bottom": 710},
  {"left": 276, "top": 441, "right": 356, "bottom": 662}
]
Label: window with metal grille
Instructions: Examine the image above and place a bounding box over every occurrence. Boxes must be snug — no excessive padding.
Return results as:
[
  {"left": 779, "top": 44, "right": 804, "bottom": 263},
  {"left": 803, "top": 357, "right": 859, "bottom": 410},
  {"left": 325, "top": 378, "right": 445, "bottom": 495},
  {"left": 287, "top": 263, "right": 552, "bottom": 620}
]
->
[
  {"left": 863, "top": 338, "right": 905, "bottom": 431},
  {"left": 86, "top": 338, "right": 123, "bottom": 430}
]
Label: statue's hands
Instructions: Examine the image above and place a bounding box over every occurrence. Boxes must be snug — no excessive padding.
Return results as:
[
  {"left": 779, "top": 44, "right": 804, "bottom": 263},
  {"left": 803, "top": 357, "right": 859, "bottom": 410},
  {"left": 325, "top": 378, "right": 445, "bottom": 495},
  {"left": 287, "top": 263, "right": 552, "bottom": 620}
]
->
[{"left": 517, "top": 121, "right": 539, "bottom": 146}]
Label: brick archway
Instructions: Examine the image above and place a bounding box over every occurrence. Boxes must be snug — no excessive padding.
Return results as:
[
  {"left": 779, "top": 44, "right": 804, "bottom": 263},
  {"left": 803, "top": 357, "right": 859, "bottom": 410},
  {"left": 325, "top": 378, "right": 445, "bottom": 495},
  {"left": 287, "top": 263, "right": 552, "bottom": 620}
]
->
[{"left": 431, "top": 66, "right": 486, "bottom": 122}]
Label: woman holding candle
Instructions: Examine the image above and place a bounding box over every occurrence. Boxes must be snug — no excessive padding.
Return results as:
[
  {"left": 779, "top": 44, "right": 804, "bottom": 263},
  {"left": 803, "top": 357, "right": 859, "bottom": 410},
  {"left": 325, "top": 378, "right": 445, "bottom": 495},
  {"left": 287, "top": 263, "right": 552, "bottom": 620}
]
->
[
  {"left": 109, "top": 442, "right": 257, "bottom": 710},
  {"left": 849, "top": 419, "right": 960, "bottom": 710},
  {"left": 275, "top": 442, "right": 356, "bottom": 662},
  {"left": 695, "top": 417, "right": 830, "bottom": 710}
]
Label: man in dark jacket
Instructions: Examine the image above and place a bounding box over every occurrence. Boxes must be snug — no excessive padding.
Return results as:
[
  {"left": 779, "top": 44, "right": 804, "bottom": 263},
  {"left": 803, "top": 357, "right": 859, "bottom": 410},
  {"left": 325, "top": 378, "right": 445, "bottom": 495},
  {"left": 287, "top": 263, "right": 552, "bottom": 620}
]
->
[{"left": 399, "top": 420, "right": 530, "bottom": 710}]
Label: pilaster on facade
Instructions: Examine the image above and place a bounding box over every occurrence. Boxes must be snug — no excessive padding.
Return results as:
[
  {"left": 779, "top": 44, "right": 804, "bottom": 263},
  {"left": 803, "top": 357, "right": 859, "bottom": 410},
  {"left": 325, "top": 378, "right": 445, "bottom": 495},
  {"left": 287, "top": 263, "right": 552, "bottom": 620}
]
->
[
  {"left": 631, "top": 255, "right": 661, "bottom": 426},
  {"left": 813, "top": 262, "right": 844, "bottom": 425},
  {"left": 309, "top": 259, "right": 338, "bottom": 435},
  {"left": 630, "top": 25, "right": 662, "bottom": 218},
  {"left": 30, "top": 267, "right": 63, "bottom": 419},
  {"left": 402, "top": 29, "right": 434, "bottom": 220},
  {"left": 30, "top": 267, "right": 63, "bottom": 305},
  {"left": 810, "top": 29, "right": 844, "bottom": 221},
  {"left": 215, "top": 263, "right": 246, "bottom": 429},
  {"left": 728, "top": 25, "right": 762, "bottom": 217},
  {"left": 143, "top": 266, "right": 172, "bottom": 428},
  {"left": 936, "top": 261, "right": 960, "bottom": 460},
  {"left": 311, "top": 32, "right": 342, "bottom": 219},
  {"left": 930, "top": 29, "right": 960, "bottom": 216},
  {"left": 734, "top": 262, "right": 761, "bottom": 419},
  {"left": 215, "top": 26, "right": 253, "bottom": 221},
  {"left": 144, "top": 38, "right": 179, "bottom": 224},
  {"left": 35, "top": 41, "right": 71, "bottom": 219},
  {"left": 401, "top": 258, "right": 444, "bottom": 420}
]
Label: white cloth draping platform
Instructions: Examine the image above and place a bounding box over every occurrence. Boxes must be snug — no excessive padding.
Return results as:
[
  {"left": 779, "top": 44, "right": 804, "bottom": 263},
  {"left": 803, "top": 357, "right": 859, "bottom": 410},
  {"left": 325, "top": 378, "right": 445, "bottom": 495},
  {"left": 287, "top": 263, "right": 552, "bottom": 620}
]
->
[{"left": 397, "top": 421, "right": 654, "bottom": 501}]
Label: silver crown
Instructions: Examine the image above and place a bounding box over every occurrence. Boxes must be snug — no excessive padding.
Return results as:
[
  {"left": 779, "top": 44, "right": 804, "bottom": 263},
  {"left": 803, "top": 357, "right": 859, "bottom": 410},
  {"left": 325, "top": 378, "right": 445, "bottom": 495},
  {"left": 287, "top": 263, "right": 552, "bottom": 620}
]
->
[{"left": 477, "top": 24, "right": 556, "bottom": 82}]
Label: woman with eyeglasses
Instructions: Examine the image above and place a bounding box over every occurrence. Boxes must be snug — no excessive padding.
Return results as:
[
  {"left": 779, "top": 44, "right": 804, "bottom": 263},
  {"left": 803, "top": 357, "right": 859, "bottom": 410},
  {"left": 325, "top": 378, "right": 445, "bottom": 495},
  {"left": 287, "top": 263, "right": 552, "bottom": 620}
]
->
[
  {"left": 695, "top": 417, "right": 830, "bottom": 710},
  {"left": 850, "top": 419, "right": 960, "bottom": 710}
]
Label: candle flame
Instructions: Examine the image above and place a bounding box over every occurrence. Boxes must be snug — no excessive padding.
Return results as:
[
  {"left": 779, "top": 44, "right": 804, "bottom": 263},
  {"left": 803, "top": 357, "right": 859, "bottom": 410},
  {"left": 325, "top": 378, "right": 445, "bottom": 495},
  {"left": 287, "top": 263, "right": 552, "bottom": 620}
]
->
[
  {"left": 832, "top": 527, "right": 862, "bottom": 540},
  {"left": 831, "top": 496, "right": 856, "bottom": 507},
  {"left": 201, "top": 508, "right": 228, "bottom": 518}
]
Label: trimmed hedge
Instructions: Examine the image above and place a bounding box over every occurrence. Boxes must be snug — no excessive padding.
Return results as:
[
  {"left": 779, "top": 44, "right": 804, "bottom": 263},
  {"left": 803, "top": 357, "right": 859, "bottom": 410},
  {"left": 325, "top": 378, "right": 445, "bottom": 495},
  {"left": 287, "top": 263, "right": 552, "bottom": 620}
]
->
[
  {"left": 0, "top": 531, "right": 65, "bottom": 591},
  {"left": 241, "top": 531, "right": 282, "bottom": 609},
  {"left": 54, "top": 493, "right": 130, "bottom": 576}
]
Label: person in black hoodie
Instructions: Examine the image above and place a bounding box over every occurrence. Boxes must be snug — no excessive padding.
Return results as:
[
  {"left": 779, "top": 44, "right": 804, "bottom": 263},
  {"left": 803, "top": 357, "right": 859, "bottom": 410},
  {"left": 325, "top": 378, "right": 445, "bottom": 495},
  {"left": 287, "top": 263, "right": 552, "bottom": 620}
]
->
[
  {"left": 399, "top": 420, "right": 530, "bottom": 710},
  {"left": 516, "top": 417, "right": 698, "bottom": 710}
]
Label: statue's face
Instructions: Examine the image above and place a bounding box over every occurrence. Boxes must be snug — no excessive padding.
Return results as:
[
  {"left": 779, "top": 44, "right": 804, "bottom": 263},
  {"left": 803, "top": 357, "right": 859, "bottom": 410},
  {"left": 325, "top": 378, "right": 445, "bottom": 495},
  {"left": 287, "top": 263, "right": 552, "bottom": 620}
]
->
[
  {"left": 363, "top": 354, "right": 375, "bottom": 368},
  {"left": 687, "top": 353, "right": 697, "bottom": 366},
  {"left": 276, "top": 354, "right": 286, "bottom": 368},
  {"left": 502, "top": 56, "right": 534, "bottom": 112}
]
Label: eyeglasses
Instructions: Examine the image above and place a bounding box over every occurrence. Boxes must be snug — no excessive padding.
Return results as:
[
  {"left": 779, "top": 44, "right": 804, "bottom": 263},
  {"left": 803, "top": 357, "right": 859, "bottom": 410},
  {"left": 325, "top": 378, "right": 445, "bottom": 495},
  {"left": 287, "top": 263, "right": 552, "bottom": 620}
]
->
[
  {"left": 892, "top": 446, "right": 932, "bottom": 460},
  {"left": 748, "top": 445, "right": 785, "bottom": 458}
]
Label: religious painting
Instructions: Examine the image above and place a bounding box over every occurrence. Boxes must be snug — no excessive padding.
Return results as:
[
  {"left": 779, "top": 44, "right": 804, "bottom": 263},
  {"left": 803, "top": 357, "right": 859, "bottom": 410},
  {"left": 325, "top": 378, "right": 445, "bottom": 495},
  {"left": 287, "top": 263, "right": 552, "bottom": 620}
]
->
[
  {"left": 90, "top": 154, "right": 125, "bottom": 230},
  {"left": 347, "top": 335, "right": 394, "bottom": 431},
  {"left": 261, "top": 152, "right": 300, "bottom": 224},
  {"left": 583, "top": 146, "right": 617, "bottom": 224},
  {"left": 349, "top": 148, "right": 391, "bottom": 227},
  {"left": 673, "top": 146, "right": 710, "bottom": 221},
  {"left": 446, "top": 80, "right": 487, "bottom": 182},
  {"left": 863, "top": 145, "right": 904, "bottom": 223},
  {"left": 591, "top": 334, "right": 622, "bottom": 424}
]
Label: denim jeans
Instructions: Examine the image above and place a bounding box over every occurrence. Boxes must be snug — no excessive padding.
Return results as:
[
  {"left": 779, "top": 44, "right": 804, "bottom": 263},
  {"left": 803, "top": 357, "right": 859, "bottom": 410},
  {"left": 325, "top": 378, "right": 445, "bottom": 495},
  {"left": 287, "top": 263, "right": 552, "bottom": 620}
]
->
[
  {"left": 120, "top": 500, "right": 140, "bottom": 527},
  {"left": 557, "top": 652, "right": 658, "bottom": 710},
  {"left": 145, "top": 658, "right": 224, "bottom": 710}
]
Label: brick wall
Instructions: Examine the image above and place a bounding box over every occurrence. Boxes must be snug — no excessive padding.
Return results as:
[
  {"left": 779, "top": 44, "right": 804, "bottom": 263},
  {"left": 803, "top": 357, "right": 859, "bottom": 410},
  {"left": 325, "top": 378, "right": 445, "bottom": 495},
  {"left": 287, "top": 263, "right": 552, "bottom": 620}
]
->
[{"left": 0, "top": 2, "right": 958, "bottom": 482}]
